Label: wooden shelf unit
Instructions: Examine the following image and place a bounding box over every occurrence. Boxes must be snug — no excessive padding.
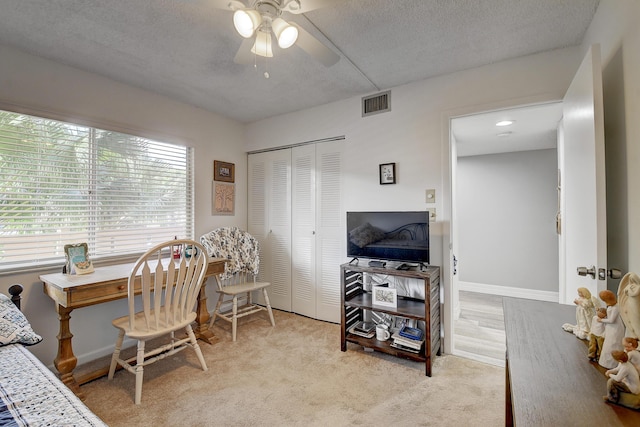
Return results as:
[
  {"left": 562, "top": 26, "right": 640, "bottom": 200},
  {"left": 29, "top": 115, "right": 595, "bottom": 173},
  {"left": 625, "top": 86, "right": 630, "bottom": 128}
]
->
[{"left": 340, "top": 263, "right": 440, "bottom": 376}]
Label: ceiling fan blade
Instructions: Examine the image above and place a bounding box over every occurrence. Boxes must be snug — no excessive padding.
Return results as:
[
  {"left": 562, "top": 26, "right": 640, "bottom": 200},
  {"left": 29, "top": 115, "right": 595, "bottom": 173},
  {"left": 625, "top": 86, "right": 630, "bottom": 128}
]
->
[
  {"left": 234, "top": 38, "right": 256, "bottom": 65},
  {"left": 284, "top": 0, "right": 345, "bottom": 14},
  {"left": 211, "top": 0, "right": 246, "bottom": 11},
  {"left": 292, "top": 23, "right": 339, "bottom": 67}
]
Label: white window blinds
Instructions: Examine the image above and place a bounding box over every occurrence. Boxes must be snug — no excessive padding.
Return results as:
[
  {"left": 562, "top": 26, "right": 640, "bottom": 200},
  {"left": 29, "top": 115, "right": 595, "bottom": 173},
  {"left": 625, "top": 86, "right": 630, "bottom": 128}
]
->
[{"left": 0, "top": 109, "right": 194, "bottom": 272}]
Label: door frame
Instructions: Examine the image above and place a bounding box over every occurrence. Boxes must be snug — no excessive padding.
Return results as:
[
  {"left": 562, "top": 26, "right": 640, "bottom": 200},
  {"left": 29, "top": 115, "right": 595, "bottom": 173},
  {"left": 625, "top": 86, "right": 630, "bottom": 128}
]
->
[{"left": 441, "top": 94, "right": 562, "bottom": 355}]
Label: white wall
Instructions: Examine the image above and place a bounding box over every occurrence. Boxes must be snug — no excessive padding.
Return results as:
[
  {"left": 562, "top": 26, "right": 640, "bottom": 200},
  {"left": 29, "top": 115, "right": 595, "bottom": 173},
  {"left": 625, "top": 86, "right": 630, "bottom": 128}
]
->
[
  {"left": 0, "top": 44, "right": 247, "bottom": 366},
  {"left": 245, "top": 0, "right": 640, "bottom": 349},
  {"left": 246, "top": 46, "right": 583, "bottom": 270},
  {"left": 246, "top": 46, "right": 582, "bottom": 353},
  {"left": 456, "top": 149, "right": 559, "bottom": 293}
]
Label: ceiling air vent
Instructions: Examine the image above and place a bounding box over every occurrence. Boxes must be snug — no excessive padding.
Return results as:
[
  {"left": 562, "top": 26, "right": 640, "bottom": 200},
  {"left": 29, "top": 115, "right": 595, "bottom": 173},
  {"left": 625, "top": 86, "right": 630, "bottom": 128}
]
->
[{"left": 362, "top": 90, "right": 391, "bottom": 117}]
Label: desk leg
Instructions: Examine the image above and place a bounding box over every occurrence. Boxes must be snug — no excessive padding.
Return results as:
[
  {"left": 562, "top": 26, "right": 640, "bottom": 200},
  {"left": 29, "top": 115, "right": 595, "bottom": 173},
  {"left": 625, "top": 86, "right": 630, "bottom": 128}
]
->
[
  {"left": 194, "top": 284, "right": 219, "bottom": 345},
  {"left": 54, "top": 304, "right": 85, "bottom": 400}
]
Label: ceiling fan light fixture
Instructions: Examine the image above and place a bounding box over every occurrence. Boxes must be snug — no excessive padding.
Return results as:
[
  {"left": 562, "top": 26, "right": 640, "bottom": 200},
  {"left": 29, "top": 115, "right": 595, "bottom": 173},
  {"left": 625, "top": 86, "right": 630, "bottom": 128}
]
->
[
  {"left": 272, "top": 18, "right": 298, "bottom": 49},
  {"left": 251, "top": 30, "right": 273, "bottom": 57},
  {"left": 233, "top": 9, "right": 262, "bottom": 38}
]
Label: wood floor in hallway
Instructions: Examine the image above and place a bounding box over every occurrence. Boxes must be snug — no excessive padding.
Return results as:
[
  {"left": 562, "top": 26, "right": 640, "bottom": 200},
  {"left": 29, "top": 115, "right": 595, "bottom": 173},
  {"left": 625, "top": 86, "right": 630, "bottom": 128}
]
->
[{"left": 453, "top": 290, "right": 506, "bottom": 367}]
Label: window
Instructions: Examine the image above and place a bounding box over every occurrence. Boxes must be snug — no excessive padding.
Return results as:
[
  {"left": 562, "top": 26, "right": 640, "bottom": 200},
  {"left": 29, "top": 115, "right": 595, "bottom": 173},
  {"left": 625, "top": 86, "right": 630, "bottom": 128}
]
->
[{"left": 0, "top": 109, "right": 193, "bottom": 272}]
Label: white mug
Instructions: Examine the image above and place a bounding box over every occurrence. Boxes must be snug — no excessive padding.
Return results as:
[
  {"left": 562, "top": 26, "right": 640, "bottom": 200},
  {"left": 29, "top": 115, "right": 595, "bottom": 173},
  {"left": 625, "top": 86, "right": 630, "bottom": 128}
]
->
[{"left": 376, "top": 324, "right": 390, "bottom": 341}]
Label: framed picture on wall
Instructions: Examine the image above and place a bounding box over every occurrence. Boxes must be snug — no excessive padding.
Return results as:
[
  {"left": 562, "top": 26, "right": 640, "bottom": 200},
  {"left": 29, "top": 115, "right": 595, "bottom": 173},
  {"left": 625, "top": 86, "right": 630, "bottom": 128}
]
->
[
  {"left": 212, "top": 181, "right": 235, "bottom": 215},
  {"left": 214, "top": 160, "right": 235, "bottom": 183},
  {"left": 379, "top": 162, "right": 396, "bottom": 185}
]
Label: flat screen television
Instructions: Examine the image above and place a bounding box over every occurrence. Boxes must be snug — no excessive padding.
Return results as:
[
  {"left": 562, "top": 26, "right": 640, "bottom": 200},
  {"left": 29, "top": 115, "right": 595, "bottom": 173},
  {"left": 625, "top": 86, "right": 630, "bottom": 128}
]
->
[{"left": 346, "top": 211, "right": 429, "bottom": 265}]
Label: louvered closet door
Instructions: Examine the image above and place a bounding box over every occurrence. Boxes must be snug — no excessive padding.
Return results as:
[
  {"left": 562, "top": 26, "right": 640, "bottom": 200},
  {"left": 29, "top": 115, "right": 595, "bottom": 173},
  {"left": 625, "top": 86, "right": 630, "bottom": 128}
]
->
[
  {"left": 248, "top": 155, "right": 268, "bottom": 277},
  {"left": 291, "top": 145, "right": 316, "bottom": 318},
  {"left": 314, "top": 142, "right": 343, "bottom": 323},
  {"left": 291, "top": 142, "right": 343, "bottom": 322},
  {"left": 249, "top": 142, "right": 343, "bottom": 321},
  {"left": 248, "top": 150, "right": 292, "bottom": 312}
]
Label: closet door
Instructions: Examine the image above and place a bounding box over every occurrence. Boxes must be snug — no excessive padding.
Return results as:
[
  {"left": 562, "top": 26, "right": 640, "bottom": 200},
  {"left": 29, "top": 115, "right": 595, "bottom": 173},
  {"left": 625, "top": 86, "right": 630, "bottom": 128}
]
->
[
  {"left": 291, "top": 142, "right": 343, "bottom": 322},
  {"left": 248, "top": 150, "right": 292, "bottom": 311},
  {"left": 291, "top": 145, "right": 316, "bottom": 318},
  {"left": 315, "top": 141, "right": 343, "bottom": 322},
  {"left": 249, "top": 141, "right": 343, "bottom": 321}
]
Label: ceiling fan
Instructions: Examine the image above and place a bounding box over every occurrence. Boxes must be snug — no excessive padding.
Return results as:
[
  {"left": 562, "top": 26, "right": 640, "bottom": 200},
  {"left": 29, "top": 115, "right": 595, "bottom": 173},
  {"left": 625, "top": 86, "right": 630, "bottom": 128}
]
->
[{"left": 213, "top": 0, "right": 341, "bottom": 67}]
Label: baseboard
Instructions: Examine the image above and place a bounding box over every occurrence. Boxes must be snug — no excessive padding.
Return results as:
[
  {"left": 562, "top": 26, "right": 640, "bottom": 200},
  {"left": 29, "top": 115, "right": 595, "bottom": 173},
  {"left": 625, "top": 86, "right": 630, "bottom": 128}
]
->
[
  {"left": 451, "top": 349, "right": 506, "bottom": 368},
  {"left": 457, "top": 281, "right": 558, "bottom": 302},
  {"left": 45, "top": 338, "right": 136, "bottom": 371}
]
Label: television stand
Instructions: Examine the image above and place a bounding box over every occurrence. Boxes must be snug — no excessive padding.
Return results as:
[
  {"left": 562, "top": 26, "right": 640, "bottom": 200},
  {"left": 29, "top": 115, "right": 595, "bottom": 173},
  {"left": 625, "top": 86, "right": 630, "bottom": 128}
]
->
[{"left": 340, "top": 263, "right": 441, "bottom": 376}]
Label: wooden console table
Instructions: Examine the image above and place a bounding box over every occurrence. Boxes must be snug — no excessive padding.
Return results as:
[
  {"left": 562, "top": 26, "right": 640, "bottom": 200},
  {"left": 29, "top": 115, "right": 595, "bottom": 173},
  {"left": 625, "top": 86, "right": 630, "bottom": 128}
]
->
[
  {"left": 40, "top": 257, "right": 225, "bottom": 399},
  {"left": 504, "top": 297, "right": 640, "bottom": 426}
]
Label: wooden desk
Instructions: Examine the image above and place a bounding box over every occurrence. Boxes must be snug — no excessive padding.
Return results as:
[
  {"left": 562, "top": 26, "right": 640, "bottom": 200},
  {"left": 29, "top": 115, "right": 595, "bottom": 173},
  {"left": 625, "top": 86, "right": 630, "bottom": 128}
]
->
[
  {"left": 504, "top": 297, "right": 640, "bottom": 426},
  {"left": 41, "top": 257, "right": 225, "bottom": 399}
]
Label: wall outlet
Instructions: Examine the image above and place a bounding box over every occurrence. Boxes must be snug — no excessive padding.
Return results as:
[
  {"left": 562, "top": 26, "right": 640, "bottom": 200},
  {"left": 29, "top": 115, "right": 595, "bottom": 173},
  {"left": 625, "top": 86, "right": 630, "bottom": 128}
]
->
[
  {"left": 426, "top": 208, "right": 436, "bottom": 222},
  {"left": 425, "top": 189, "right": 436, "bottom": 203}
]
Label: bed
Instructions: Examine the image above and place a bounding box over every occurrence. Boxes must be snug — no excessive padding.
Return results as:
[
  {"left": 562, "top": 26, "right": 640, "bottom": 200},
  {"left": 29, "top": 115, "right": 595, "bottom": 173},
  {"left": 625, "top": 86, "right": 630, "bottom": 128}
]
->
[
  {"left": 0, "top": 285, "right": 106, "bottom": 427},
  {"left": 348, "top": 222, "right": 430, "bottom": 263}
]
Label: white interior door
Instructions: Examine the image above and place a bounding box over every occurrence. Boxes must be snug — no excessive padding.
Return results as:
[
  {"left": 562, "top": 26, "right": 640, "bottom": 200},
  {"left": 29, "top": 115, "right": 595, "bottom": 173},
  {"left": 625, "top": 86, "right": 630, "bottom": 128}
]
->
[
  {"left": 314, "top": 142, "right": 343, "bottom": 323},
  {"left": 291, "top": 145, "right": 316, "bottom": 318},
  {"left": 248, "top": 149, "right": 292, "bottom": 311},
  {"left": 248, "top": 154, "right": 269, "bottom": 279},
  {"left": 291, "top": 142, "right": 343, "bottom": 322},
  {"left": 560, "top": 44, "right": 607, "bottom": 304},
  {"left": 450, "top": 134, "right": 460, "bottom": 321}
]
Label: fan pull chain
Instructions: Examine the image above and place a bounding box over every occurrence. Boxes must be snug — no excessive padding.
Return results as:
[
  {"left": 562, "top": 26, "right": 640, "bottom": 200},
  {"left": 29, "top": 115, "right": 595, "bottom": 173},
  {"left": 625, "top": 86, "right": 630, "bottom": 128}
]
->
[
  {"left": 264, "top": 32, "right": 270, "bottom": 78},
  {"left": 251, "top": 31, "right": 270, "bottom": 79}
]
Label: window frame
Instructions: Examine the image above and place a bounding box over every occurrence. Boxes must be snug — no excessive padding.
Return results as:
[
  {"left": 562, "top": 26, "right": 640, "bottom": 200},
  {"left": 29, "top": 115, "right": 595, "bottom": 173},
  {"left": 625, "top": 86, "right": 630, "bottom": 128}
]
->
[{"left": 0, "top": 108, "right": 195, "bottom": 274}]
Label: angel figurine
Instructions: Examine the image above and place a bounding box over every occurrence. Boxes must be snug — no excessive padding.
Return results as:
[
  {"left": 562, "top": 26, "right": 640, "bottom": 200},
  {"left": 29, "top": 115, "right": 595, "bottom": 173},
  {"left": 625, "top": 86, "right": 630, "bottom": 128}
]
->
[
  {"left": 562, "top": 287, "right": 599, "bottom": 340},
  {"left": 618, "top": 272, "right": 640, "bottom": 339},
  {"left": 599, "top": 290, "right": 626, "bottom": 369}
]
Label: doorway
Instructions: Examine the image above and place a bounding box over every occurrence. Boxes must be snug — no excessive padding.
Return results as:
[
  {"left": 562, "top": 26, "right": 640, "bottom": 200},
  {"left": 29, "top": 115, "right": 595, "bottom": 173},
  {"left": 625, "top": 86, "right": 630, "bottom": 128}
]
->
[{"left": 449, "top": 102, "right": 563, "bottom": 365}]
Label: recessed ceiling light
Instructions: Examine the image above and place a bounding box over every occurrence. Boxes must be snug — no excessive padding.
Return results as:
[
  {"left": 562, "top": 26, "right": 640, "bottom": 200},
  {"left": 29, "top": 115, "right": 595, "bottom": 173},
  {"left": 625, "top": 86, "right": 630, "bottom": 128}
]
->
[
  {"left": 496, "top": 120, "right": 514, "bottom": 127},
  {"left": 497, "top": 131, "right": 513, "bottom": 137}
]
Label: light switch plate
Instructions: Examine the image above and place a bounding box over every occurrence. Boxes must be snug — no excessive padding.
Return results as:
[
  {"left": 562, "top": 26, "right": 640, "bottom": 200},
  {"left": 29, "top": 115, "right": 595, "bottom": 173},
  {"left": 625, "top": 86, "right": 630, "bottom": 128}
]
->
[
  {"left": 426, "top": 208, "right": 436, "bottom": 222},
  {"left": 425, "top": 189, "right": 436, "bottom": 203}
]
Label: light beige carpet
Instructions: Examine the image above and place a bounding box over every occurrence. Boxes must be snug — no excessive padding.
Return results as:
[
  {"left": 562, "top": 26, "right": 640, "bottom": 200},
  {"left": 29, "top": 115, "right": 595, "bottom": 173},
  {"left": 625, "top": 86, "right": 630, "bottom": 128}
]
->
[{"left": 82, "top": 310, "right": 504, "bottom": 426}]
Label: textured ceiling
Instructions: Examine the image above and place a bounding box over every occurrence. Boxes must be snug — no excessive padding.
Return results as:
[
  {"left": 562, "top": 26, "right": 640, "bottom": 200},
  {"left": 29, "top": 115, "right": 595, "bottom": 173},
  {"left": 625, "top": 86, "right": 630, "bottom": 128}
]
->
[{"left": 0, "top": 0, "right": 600, "bottom": 123}]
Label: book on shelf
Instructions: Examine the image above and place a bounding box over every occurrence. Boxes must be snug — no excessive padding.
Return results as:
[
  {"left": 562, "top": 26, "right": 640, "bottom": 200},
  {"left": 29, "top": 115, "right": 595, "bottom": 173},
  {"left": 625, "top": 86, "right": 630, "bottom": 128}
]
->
[
  {"left": 353, "top": 321, "right": 376, "bottom": 334},
  {"left": 348, "top": 325, "right": 375, "bottom": 339},
  {"left": 390, "top": 341, "right": 422, "bottom": 354},
  {"left": 391, "top": 332, "right": 424, "bottom": 350},
  {"left": 399, "top": 325, "right": 424, "bottom": 341}
]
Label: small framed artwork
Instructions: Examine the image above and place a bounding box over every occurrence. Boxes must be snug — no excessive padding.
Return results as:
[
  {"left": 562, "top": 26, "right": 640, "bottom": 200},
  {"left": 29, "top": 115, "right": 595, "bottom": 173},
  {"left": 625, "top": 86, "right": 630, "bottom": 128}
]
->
[
  {"left": 63, "top": 242, "right": 94, "bottom": 275},
  {"left": 379, "top": 162, "right": 396, "bottom": 185},
  {"left": 372, "top": 285, "right": 397, "bottom": 307},
  {"left": 390, "top": 315, "right": 416, "bottom": 333},
  {"left": 212, "top": 182, "right": 235, "bottom": 215},
  {"left": 214, "top": 160, "right": 235, "bottom": 183}
]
